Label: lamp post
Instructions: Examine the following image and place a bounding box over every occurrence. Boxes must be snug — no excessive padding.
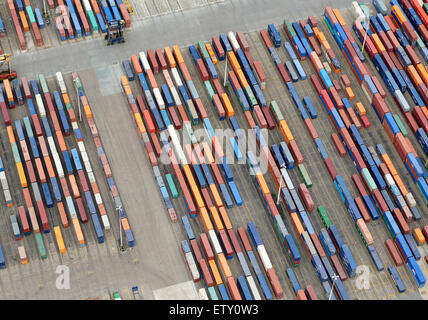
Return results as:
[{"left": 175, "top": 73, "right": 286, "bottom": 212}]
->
[{"left": 329, "top": 274, "right": 339, "bottom": 300}]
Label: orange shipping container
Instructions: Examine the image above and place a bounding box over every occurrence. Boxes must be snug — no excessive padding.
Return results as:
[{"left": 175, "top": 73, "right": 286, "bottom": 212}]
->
[
  {"left": 205, "top": 43, "right": 218, "bottom": 64},
  {"left": 84, "top": 105, "right": 92, "bottom": 118},
  {"left": 355, "top": 102, "right": 366, "bottom": 116},
  {"left": 236, "top": 69, "right": 249, "bottom": 88},
  {"left": 16, "top": 162, "right": 27, "bottom": 187},
  {"left": 279, "top": 120, "right": 294, "bottom": 143},
  {"left": 19, "top": 11, "right": 29, "bottom": 32},
  {"left": 296, "top": 289, "right": 308, "bottom": 300},
  {"left": 54, "top": 226, "right": 66, "bottom": 253},
  {"left": 413, "top": 228, "right": 425, "bottom": 245},
  {"left": 44, "top": 157, "right": 55, "bottom": 178},
  {"left": 72, "top": 217, "right": 85, "bottom": 246},
  {"left": 208, "top": 259, "right": 223, "bottom": 285},
  {"left": 7, "top": 126, "right": 15, "bottom": 143},
  {"left": 291, "top": 212, "right": 304, "bottom": 235},
  {"left": 209, "top": 184, "right": 223, "bottom": 208},
  {"left": 57, "top": 201, "right": 69, "bottom": 228},
  {"left": 121, "top": 218, "right": 130, "bottom": 231},
  {"left": 227, "top": 51, "right": 241, "bottom": 72},
  {"left": 200, "top": 207, "right": 213, "bottom": 232},
  {"left": 202, "top": 141, "right": 214, "bottom": 164},
  {"left": 416, "top": 63, "right": 428, "bottom": 86},
  {"left": 218, "top": 253, "right": 232, "bottom": 278},
  {"left": 407, "top": 65, "right": 423, "bottom": 86},
  {"left": 371, "top": 34, "right": 385, "bottom": 53},
  {"left": 172, "top": 45, "right": 184, "bottom": 65},
  {"left": 255, "top": 172, "right": 269, "bottom": 194},
  {"left": 209, "top": 206, "right": 224, "bottom": 231},
  {"left": 4, "top": 79, "right": 14, "bottom": 103},
  {"left": 69, "top": 174, "right": 80, "bottom": 198},
  {"left": 164, "top": 46, "right": 176, "bottom": 68},
  {"left": 130, "top": 54, "right": 142, "bottom": 74},
  {"left": 345, "top": 86, "right": 355, "bottom": 100},
  {"left": 218, "top": 206, "right": 232, "bottom": 230},
  {"left": 333, "top": 8, "right": 346, "bottom": 26},
  {"left": 392, "top": 5, "right": 406, "bottom": 25},
  {"left": 183, "top": 165, "right": 204, "bottom": 209},
  {"left": 220, "top": 93, "right": 234, "bottom": 118}
]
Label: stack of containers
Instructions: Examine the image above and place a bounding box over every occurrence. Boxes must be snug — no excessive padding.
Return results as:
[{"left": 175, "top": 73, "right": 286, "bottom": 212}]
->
[
  {"left": 82, "top": 0, "right": 99, "bottom": 32},
  {"left": 283, "top": 41, "right": 306, "bottom": 80},
  {"left": 28, "top": 76, "right": 85, "bottom": 245},
  {"left": 57, "top": 0, "right": 74, "bottom": 39},
  {"left": 7, "top": 0, "right": 26, "bottom": 49},
  {"left": 300, "top": 19, "right": 322, "bottom": 56},
  {"left": 72, "top": 73, "right": 133, "bottom": 245},
  {"left": 65, "top": 0, "right": 82, "bottom": 37},
  {"left": 99, "top": 0, "right": 113, "bottom": 24},
  {"left": 89, "top": 0, "right": 107, "bottom": 33},
  {"left": 325, "top": 7, "right": 428, "bottom": 205},
  {"left": 115, "top": 0, "right": 131, "bottom": 27},
  {"left": 283, "top": 19, "right": 307, "bottom": 61},
  {"left": 24, "top": 0, "right": 43, "bottom": 46},
  {"left": 16, "top": 0, "right": 29, "bottom": 33},
  {"left": 180, "top": 239, "right": 200, "bottom": 283},
  {"left": 0, "top": 86, "right": 10, "bottom": 124},
  {"left": 247, "top": 222, "right": 283, "bottom": 299},
  {"left": 308, "top": 16, "right": 341, "bottom": 72},
  {"left": 3, "top": 80, "right": 15, "bottom": 109},
  {"left": 54, "top": 72, "right": 112, "bottom": 231},
  {"left": 34, "top": 8, "right": 45, "bottom": 29},
  {"left": 73, "top": 0, "right": 91, "bottom": 36},
  {"left": 391, "top": 1, "right": 417, "bottom": 47},
  {"left": 0, "top": 156, "right": 12, "bottom": 207}
]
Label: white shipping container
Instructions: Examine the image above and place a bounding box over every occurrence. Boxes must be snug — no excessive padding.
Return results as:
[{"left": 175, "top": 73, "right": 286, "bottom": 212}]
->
[
  {"left": 352, "top": 1, "right": 366, "bottom": 21},
  {"left": 53, "top": 153, "right": 64, "bottom": 178},
  {"left": 208, "top": 229, "right": 223, "bottom": 255},
  {"left": 280, "top": 168, "right": 294, "bottom": 190},
  {"left": 198, "top": 288, "right": 209, "bottom": 300},
  {"left": 246, "top": 275, "right": 262, "bottom": 300},
  {"left": 153, "top": 88, "right": 166, "bottom": 110},
  {"left": 94, "top": 193, "right": 103, "bottom": 205},
  {"left": 83, "top": 160, "right": 93, "bottom": 174},
  {"left": 101, "top": 215, "right": 111, "bottom": 230},
  {"left": 80, "top": 150, "right": 89, "bottom": 164},
  {"left": 384, "top": 174, "right": 395, "bottom": 188},
  {"left": 185, "top": 251, "right": 200, "bottom": 281},
  {"left": 257, "top": 244, "right": 272, "bottom": 270},
  {"left": 3, "top": 189, "right": 12, "bottom": 203},
  {"left": 35, "top": 94, "right": 46, "bottom": 118},
  {"left": 82, "top": 0, "right": 92, "bottom": 11},
  {"left": 394, "top": 90, "right": 411, "bottom": 112},
  {"left": 65, "top": 196, "right": 77, "bottom": 219},
  {"left": 228, "top": 31, "right": 240, "bottom": 51},
  {"left": 77, "top": 141, "right": 86, "bottom": 153},
  {"left": 405, "top": 193, "right": 416, "bottom": 208},
  {"left": 56, "top": 72, "right": 67, "bottom": 94},
  {"left": 47, "top": 136, "right": 58, "bottom": 154},
  {"left": 139, "top": 51, "right": 151, "bottom": 71},
  {"left": 170, "top": 86, "right": 182, "bottom": 106},
  {"left": 87, "top": 171, "right": 96, "bottom": 184},
  {"left": 71, "top": 121, "right": 79, "bottom": 130},
  {"left": 171, "top": 68, "right": 183, "bottom": 87}
]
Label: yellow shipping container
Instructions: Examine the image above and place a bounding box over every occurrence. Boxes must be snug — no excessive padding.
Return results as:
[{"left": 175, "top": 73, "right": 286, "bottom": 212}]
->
[
  {"left": 16, "top": 162, "right": 27, "bottom": 188},
  {"left": 200, "top": 207, "right": 213, "bottom": 233},
  {"left": 209, "top": 206, "right": 224, "bottom": 231},
  {"left": 54, "top": 226, "right": 66, "bottom": 254},
  {"left": 72, "top": 218, "right": 85, "bottom": 246},
  {"left": 218, "top": 253, "right": 232, "bottom": 278}
]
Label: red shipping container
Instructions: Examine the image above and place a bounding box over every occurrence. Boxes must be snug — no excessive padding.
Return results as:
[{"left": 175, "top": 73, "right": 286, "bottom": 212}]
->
[
  {"left": 324, "top": 157, "right": 338, "bottom": 180},
  {"left": 338, "top": 108, "right": 351, "bottom": 129},
  {"left": 227, "top": 229, "right": 242, "bottom": 254},
  {"left": 347, "top": 107, "right": 361, "bottom": 129},
  {"left": 308, "top": 16, "right": 318, "bottom": 27},
  {"left": 372, "top": 188, "right": 388, "bottom": 214},
  {"left": 330, "top": 254, "right": 347, "bottom": 281},
  {"left": 77, "top": 170, "right": 89, "bottom": 193},
  {"left": 200, "top": 188, "right": 213, "bottom": 209},
  {"left": 36, "top": 200, "right": 49, "bottom": 232},
  {"left": 339, "top": 127, "right": 356, "bottom": 150},
  {"left": 18, "top": 206, "right": 30, "bottom": 234},
  {"left": 168, "top": 106, "right": 181, "bottom": 129},
  {"left": 401, "top": 205, "right": 413, "bottom": 223},
  {"left": 228, "top": 70, "right": 240, "bottom": 90},
  {"left": 155, "top": 48, "right": 167, "bottom": 70},
  {"left": 393, "top": 132, "right": 412, "bottom": 161},
  {"left": 333, "top": 79, "right": 341, "bottom": 92},
  {"left": 266, "top": 268, "right": 283, "bottom": 299},
  {"left": 219, "top": 229, "right": 233, "bottom": 258},
  {"left": 196, "top": 59, "right": 209, "bottom": 81},
  {"left": 288, "top": 140, "right": 303, "bottom": 164},
  {"left": 244, "top": 110, "right": 256, "bottom": 129},
  {"left": 385, "top": 239, "right": 403, "bottom": 266},
  {"left": 76, "top": 197, "right": 88, "bottom": 223},
  {"left": 304, "top": 118, "right": 318, "bottom": 140},
  {"left": 147, "top": 49, "right": 159, "bottom": 74},
  {"left": 212, "top": 94, "right": 226, "bottom": 119},
  {"left": 212, "top": 78, "right": 224, "bottom": 96},
  {"left": 351, "top": 147, "right": 367, "bottom": 171},
  {"left": 331, "top": 133, "right": 345, "bottom": 157},
  {"left": 277, "top": 63, "right": 291, "bottom": 83},
  {"left": 190, "top": 239, "right": 203, "bottom": 262},
  {"left": 416, "top": 82, "right": 428, "bottom": 107},
  {"left": 355, "top": 197, "right": 370, "bottom": 222},
  {"left": 210, "top": 163, "right": 224, "bottom": 185},
  {"left": 200, "top": 233, "right": 214, "bottom": 261},
  {"left": 253, "top": 60, "right": 266, "bottom": 83},
  {"left": 259, "top": 29, "right": 273, "bottom": 48},
  {"left": 310, "top": 75, "right": 323, "bottom": 95},
  {"left": 253, "top": 105, "right": 267, "bottom": 129},
  {"left": 199, "top": 259, "right": 214, "bottom": 287},
  {"left": 389, "top": 51, "right": 403, "bottom": 70},
  {"left": 57, "top": 201, "right": 68, "bottom": 228},
  {"left": 119, "top": 4, "right": 130, "bottom": 27},
  {"left": 177, "top": 105, "right": 188, "bottom": 123},
  {"left": 226, "top": 276, "right": 242, "bottom": 300},
  {"left": 378, "top": 31, "right": 393, "bottom": 52},
  {"left": 265, "top": 192, "right": 279, "bottom": 217},
  {"left": 236, "top": 30, "right": 249, "bottom": 53},
  {"left": 341, "top": 74, "right": 350, "bottom": 88},
  {"left": 412, "top": 106, "right": 428, "bottom": 133},
  {"left": 392, "top": 208, "right": 410, "bottom": 234},
  {"left": 261, "top": 106, "right": 275, "bottom": 130},
  {"left": 212, "top": 36, "right": 225, "bottom": 60},
  {"left": 310, "top": 232, "right": 326, "bottom": 257},
  {"left": 304, "top": 285, "right": 318, "bottom": 300},
  {"left": 237, "top": 227, "right": 252, "bottom": 252},
  {"left": 372, "top": 93, "right": 389, "bottom": 121},
  {"left": 328, "top": 87, "right": 343, "bottom": 109},
  {"left": 194, "top": 98, "right": 207, "bottom": 120},
  {"left": 371, "top": 76, "right": 386, "bottom": 99},
  {"left": 308, "top": 36, "right": 322, "bottom": 56},
  {"left": 403, "top": 108, "right": 420, "bottom": 134},
  {"left": 352, "top": 173, "right": 368, "bottom": 197}
]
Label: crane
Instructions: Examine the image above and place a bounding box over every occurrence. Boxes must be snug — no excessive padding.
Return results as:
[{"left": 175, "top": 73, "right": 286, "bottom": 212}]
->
[
  {"left": 0, "top": 54, "right": 17, "bottom": 81},
  {"left": 105, "top": 20, "right": 125, "bottom": 46}
]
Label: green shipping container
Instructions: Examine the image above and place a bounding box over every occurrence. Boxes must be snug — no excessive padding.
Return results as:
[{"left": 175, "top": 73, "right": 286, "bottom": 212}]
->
[
  {"left": 323, "top": 16, "right": 333, "bottom": 35},
  {"left": 317, "top": 206, "right": 332, "bottom": 229},
  {"left": 35, "top": 233, "right": 47, "bottom": 260},
  {"left": 269, "top": 100, "right": 284, "bottom": 123},
  {"left": 393, "top": 114, "right": 407, "bottom": 137},
  {"left": 204, "top": 81, "right": 215, "bottom": 99},
  {"left": 207, "top": 286, "right": 219, "bottom": 300},
  {"left": 361, "top": 168, "right": 377, "bottom": 192},
  {"left": 11, "top": 143, "right": 21, "bottom": 164},
  {"left": 284, "top": 20, "right": 296, "bottom": 38},
  {"left": 165, "top": 174, "right": 179, "bottom": 198},
  {"left": 87, "top": 11, "right": 99, "bottom": 32},
  {"left": 23, "top": 117, "right": 33, "bottom": 137},
  {"left": 197, "top": 41, "right": 209, "bottom": 60},
  {"left": 244, "top": 86, "right": 257, "bottom": 107},
  {"left": 297, "top": 164, "right": 312, "bottom": 188},
  {"left": 38, "top": 74, "right": 49, "bottom": 94},
  {"left": 26, "top": 6, "right": 36, "bottom": 24}
]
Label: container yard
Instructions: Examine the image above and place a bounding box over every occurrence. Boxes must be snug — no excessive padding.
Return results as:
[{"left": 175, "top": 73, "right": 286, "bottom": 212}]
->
[{"left": 0, "top": 0, "right": 427, "bottom": 303}]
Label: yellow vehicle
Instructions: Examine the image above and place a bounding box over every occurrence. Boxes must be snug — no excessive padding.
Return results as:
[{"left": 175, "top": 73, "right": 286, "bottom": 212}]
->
[{"left": 0, "top": 54, "right": 17, "bottom": 81}]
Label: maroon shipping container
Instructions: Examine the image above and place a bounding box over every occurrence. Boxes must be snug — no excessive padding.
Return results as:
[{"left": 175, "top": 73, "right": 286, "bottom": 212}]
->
[
  {"left": 196, "top": 59, "right": 209, "bottom": 81},
  {"left": 304, "top": 286, "right": 318, "bottom": 300},
  {"left": 386, "top": 30, "right": 400, "bottom": 50},
  {"left": 333, "top": 79, "right": 341, "bottom": 92},
  {"left": 309, "top": 233, "right": 325, "bottom": 257},
  {"left": 378, "top": 31, "right": 393, "bottom": 52},
  {"left": 338, "top": 108, "right": 351, "bottom": 129},
  {"left": 261, "top": 106, "right": 275, "bottom": 130},
  {"left": 244, "top": 50, "right": 254, "bottom": 68},
  {"left": 288, "top": 140, "right": 303, "bottom": 164},
  {"left": 253, "top": 60, "right": 266, "bottom": 83},
  {"left": 227, "top": 228, "right": 242, "bottom": 254},
  {"left": 18, "top": 206, "right": 30, "bottom": 234},
  {"left": 77, "top": 170, "right": 89, "bottom": 193},
  {"left": 219, "top": 229, "right": 234, "bottom": 258},
  {"left": 360, "top": 115, "right": 370, "bottom": 128},
  {"left": 389, "top": 51, "right": 403, "bottom": 70},
  {"left": 324, "top": 158, "right": 338, "bottom": 180},
  {"left": 308, "top": 36, "right": 322, "bottom": 56},
  {"left": 25, "top": 161, "right": 36, "bottom": 183},
  {"left": 342, "top": 25, "right": 356, "bottom": 43},
  {"left": 340, "top": 74, "right": 350, "bottom": 88},
  {"left": 200, "top": 233, "right": 214, "bottom": 260},
  {"left": 147, "top": 49, "right": 159, "bottom": 74},
  {"left": 277, "top": 63, "right": 291, "bottom": 83},
  {"left": 190, "top": 239, "right": 203, "bottom": 262},
  {"left": 253, "top": 105, "right": 267, "bottom": 129},
  {"left": 259, "top": 29, "right": 273, "bottom": 48},
  {"left": 308, "top": 16, "right": 317, "bottom": 27},
  {"left": 392, "top": 208, "right": 410, "bottom": 234},
  {"left": 339, "top": 127, "right": 356, "bottom": 150},
  {"left": 119, "top": 4, "right": 130, "bottom": 28},
  {"left": 155, "top": 48, "right": 167, "bottom": 70},
  {"left": 200, "top": 188, "right": 213, "bottom": 209},
  {"left": 372, "top": 188, "right": 388, "bottom": 214},
  {"left": 372, "top": 93, "right": 389, "bottom": 120},
  {"left": 330, "top": 254, "right": 347, "bottom": 281},
  {"left": 331, "top": 133, "right": 346, "bottom": 157},
  {"left": 325, "top": 7, "right": 338, "bottom": 25},
  {"left": 412, "top": 106, "right": 428, "bottom": 133},
  {"left": 194, "top": 98, "right": 207, "bottom": 120},
  {"left": 266, "top": 268, "right": 283, "bottom": 299},
  {"left": 212, "top": 36, "right": 225, "bottom": 60},
  {"left": 371, "top": 76, "right": 386, "bottom": 98},
  {"left": 352, "top": 174, "right": 368, "bottom": 197},
  {"left": 30, "top": 22, "right": 43, "bottom": 47},
  {"left": 304, "top": 118, "right": 318, "bottom": 140},
  {"left": 405, "top": 45, "right": 420, "bottom": 67},
  {"left": 328, "top": 87, "right": 343, "bottom": 109},
  {"left": 310, "top": 75, "right": 323, "bottom": 95},
  {"left": 36, "top": 200, "right": 49, "bottom": 232},
  {"left": 212, "top": 94, "right": 226, "bottom": 119},
  {"left": 199, "top": 259, "right": 214, "bottom": 287},
  {"left": 237, "top": 227, "right": 252, "bottom": 252},
  {"left": 226, "top": 277, "right": 242, "bottom": 300},
  {"left": 351, "top": 146, "right": 367, "bottom": 170},
  {"left": 236, "top": 30, "right": 249, "bottom": 53},
  {"left": 347, "top": 107, "right": 361, "bottom": 129},
  {"left": 228, "top": 70, "right": 241, "bottom": 90},
  {"left": 355, "top": 197, "right": 370, "bottom": 222},
  {"left": 422, "top": 226, "right": 428, "bottom": 244},
  {"left": 76, "top": 197, "right": 88, "bottom": 223},
  {"left": 403, "top": 21, "right": 417, "bottom": 44},
  {"left": 210, "top": 162, "right": 224, "bottom": 185},
  {"left": 168, "top": 106, "right": 181, "bottom": 129},
  {"left": 418, "top": 24, "right": 428, "bottom": 47},
  {"left": 212, "top": 78, "right": 224, "bottom": 96},
  {"left": 385, "top": 239, "right": 403, "bottom": 266},
  {"left": 381, "top": 51, "right": 395, "bottom": 71},
  {"left": 150, "top": 132, "right": 162, "bottom": 157}
]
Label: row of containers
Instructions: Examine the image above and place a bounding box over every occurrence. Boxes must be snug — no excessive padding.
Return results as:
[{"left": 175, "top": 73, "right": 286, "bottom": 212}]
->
[
  {"left": 53, "top": 0, "right": 131, "bottom": 40},
  {"left": 270, "top": 8, "right": 426, "bottom": 288},
  {"left": 4, "top": 0, "right": 131, "bottom": 50},
  {"left": 0, "top": 70, "right": 133, "bottom": 267},
  {"left": 118, "top": 22, "right": 369, "bottom": 299}
]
